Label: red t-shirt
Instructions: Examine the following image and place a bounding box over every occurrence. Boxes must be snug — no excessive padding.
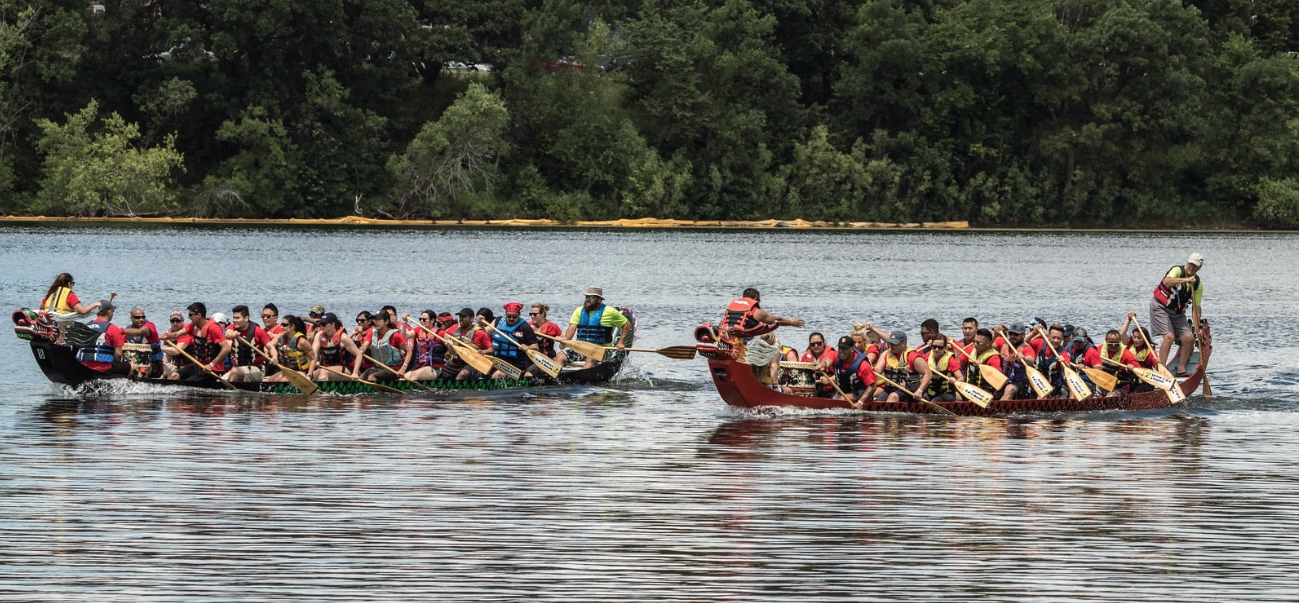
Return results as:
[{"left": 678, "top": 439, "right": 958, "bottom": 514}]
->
[
  {"left": 446, "top": 325, "right": 492, "bottom": 351},
  {"left": 41, "top": 290, "right": 81, "bottom": 312},
  {"left": 534, "top": 320, "right": 563, "bottom": 357},
  {"left": 230, "top": 324, "right": 272, "bottom": 365},
  {"left": 82, "top": 320, "right": 125, "bottom": 372},
  {"left": 1063, "top": 344, "right": 1102, "bottom": 368},
  {"left": 834, "top": 350, "right": 878, "bottom": 387},
  {"left": 184, "top": 320, "right": 228, "bottom": 371}
]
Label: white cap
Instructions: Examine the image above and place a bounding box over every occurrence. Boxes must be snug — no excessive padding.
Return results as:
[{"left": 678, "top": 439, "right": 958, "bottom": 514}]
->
[
  {"left": 211, "top": 312, "right": 229, "bottom": 323},
  {"left": 1187, "top": 252, "right": 1204, "bottom": 267}
]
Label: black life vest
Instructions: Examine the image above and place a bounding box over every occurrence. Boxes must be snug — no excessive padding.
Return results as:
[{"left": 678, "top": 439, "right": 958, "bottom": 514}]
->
[
  {"left": 835, "top": 351, "right": 871, "bottom": 396},
  {"left": 75, "top": 320, "right": 116, "bottom": 364}
]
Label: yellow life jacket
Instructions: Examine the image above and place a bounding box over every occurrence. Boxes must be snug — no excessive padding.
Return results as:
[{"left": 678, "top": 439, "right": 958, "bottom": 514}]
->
[
  {"left": 41, "top": 287, "right": 73, "bottom": 313},
  {"left": 277, "top": 331, "right": 310, "bottom": 371}
]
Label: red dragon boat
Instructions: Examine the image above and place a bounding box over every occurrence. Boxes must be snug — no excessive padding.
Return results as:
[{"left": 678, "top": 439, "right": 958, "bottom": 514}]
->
[{"left": 694, "top": 332, "right": 1209, "bottom": 416}]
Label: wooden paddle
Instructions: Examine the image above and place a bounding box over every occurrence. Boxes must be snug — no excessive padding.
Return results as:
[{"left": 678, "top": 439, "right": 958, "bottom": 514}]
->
[
  {"left": 317, "top": 365, "right": 403, "bottom": 394},
  {"left": 232, "top": 334, "right": 318, "bottom": 395},
  {"left": 953, "top": 344, "right": 1008, "bottom": 391},
  {"left": 625, "top": 345, "right": 697, "bottom": 360},
  {"left": 403, "top": 316, "right": 496, "bottom": 376},
  {"left": 992, "top": 328, "right": 1051, "bottom": 399},
  {"left": 169, "top": 344, "right": 238, "bottom": 391},
  {"left": 477, "top": 319, "right": 560, "bottom": 379},
  {"left": 1129, "top": 314, "right": 1176, "bottom": 380},
  {"left": 819, "top": 369, "right": 861, "bottom": 407},
  {"left": 925, "top": 367, "right": 993, "bottom": 408},
  {"left": 363, "top": 353, "right": 434, "bottom": 391},
  {"left": 1101, "top": 357, "right": 1184, "bottom": 404},
  {"left": 1037, "top": 331, "right": 1091, "bottom": 401},
  {"left": 1076, "top": 364, "right": 1119, "bottom": 393},
  {"left": 873, "top": 372, "right": 960, "bottom": 414},
  {"left": 536, "top": 332, "right": 610, "bottom": 362},
  {"left": 1197, "top": 319, "right": 1212, "bottom": 397}
]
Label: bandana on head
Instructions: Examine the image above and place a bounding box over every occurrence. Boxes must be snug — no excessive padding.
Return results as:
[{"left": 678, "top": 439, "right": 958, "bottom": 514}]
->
[{"left": 503, "top": 302, "right": 525, "bottom": 314}]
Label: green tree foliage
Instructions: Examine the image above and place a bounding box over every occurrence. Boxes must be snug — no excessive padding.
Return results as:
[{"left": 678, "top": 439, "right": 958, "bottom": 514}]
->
[
  {"left": 0, "top": 0, "right": 1296, "bottom": 226},
  {"left": 388, "top": 83, "right": 509, "bottom": 218},
  {"left": 33, "top": 100, "right": 184, "bottom": 216}
]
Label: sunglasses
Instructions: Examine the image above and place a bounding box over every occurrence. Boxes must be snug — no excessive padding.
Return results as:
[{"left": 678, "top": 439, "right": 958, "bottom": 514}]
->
[
  {"left": 131, "top": 315, "right": 145, "bottom": 319},
  {"left": 280, "top": 323, "right": 290, "bottom": 328},
  {"left": 810, "top": 341, "right": 824, "bottom": 346},
  {"left": 170, "top": 317, "right": 183, "bottom": 323},
  {"left": 584, "top": 295, "right": 599, "bottom": 300}
]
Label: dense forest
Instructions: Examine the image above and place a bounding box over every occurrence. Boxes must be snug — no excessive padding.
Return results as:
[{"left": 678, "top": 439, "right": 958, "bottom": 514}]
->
[{"left": 0, "top": 0, "right": 1297, "bottom": 226}]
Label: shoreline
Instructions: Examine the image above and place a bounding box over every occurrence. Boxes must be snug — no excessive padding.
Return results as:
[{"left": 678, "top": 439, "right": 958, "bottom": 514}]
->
[{"left": 0, "top": 215, "right": 1284, "bottom": 233}]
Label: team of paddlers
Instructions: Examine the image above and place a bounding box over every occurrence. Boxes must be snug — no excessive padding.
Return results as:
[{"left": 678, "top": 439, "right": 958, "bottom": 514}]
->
[
  {"left": 37, "top": 273, "right": 630, "bottom": 385},
  {"left": 710, "top": 253, "right": 1207, "bottom": 405}
]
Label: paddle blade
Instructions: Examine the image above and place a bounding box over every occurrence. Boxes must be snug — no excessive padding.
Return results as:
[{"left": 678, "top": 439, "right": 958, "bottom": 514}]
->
[
  {"left": 955, "top": 382, "right": 993, "bottom": 408},
  {"left": 1064, "top": 368, "right": 1091, "bottom": 401},
  {"left": 491, "top": 357, "right": 524, "bottom": 379},
  {"left": 1081, "top": 367, "right": 1119, "bottom": 392},
  {"left": 978, "top": 363, "right": 1008, "bottom": 390},
  {"left": 280, "top": 366, "right": 319, "bottom": 395},
  {"left": 1131, "top": 366, "right": 1175, "bottom": 390},
  {"left": 645, "top": 346, "right": 697, "bottom": 360},
  {"left": 1025, "top": 365, "right": 1052, "bottom": 398},
  {"left": 527, "top": 350, "right": 561, "bottom": 379}
]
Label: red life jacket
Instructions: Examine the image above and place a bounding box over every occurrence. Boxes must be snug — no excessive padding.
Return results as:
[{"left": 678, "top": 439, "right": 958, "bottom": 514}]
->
[
  {"left": 720, "top": 297, "right": 777, "bottom": 339},
  {"left": 1153, "top": 265, "right": 1199, "bottom": 313}
]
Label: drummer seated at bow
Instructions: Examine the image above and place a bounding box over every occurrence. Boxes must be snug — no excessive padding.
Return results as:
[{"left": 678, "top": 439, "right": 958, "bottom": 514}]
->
[
  {"left": 823, "top": 335, "right": 878, "bottom": 406},
  {"left": 224, "top": 305, "right": 273, "bottom": 383},
  {"left": 122, "top": 306, "right": 165, "bottom": 378},
  {"left": 312, "top": 313, "right": 364, "bottom": 381},
  {"left": 351, "top": 310, "right": 410, "bottom": 381},
  {"left": 874, "top": 331, "right": 930, "bottom": 403},
  {"left": 564, "top": 286, "right": 631, "bottom": 369}
]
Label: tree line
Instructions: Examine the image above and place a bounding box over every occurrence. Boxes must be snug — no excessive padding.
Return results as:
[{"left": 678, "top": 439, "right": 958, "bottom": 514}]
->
[{"left": 1, "top": 0, "right": 1297, "bottom": 227}]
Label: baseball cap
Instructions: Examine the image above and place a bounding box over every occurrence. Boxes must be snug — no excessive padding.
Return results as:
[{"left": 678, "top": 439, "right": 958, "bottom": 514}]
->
[
  {"left": 1188, "top": 252, "right": 1204, "bottom": 267},
  {"left": 1072, "top": 327, "right": 1088, "bottom": 342},
  {"left": 98, "top": 299, "right": 115, "bottom": 311},
  {"left": 456, "top": 307, "right": 475, "bottom": 317},
  {"left": 887, "top": 331, "right": 906, "bottom": 345},
  {"left": 837, "top": 335, "right": 854, "bottom": 348},
  {"left": 211, "top": 312, "right": 228, "bottom": 324},
  {"left": 309, "top": 304, "right": 325, "bottom": 316},
  {"left": 1007, "top": 322, "right": 1026, "bottom": 335},
  {"left": 321, "top": 312, "right": 338, "bottom": 325}
]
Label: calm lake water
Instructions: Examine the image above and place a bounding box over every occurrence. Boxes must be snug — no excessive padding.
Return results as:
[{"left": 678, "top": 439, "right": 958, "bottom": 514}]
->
[{"left": 1, "top": 225, "right": 1297, "bottom": 602}]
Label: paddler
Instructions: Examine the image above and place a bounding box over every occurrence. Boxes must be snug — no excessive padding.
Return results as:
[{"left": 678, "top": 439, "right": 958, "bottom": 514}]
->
[
  {"left": 966, "top": 328, "right": 1014, "bottom": 399},
  {"left": 994, "top": 322, "right": 1035, "bottom": 400},
  {"left": 351, "top": 310, "right": 410, "bottom": 381},
  {"left": 564, "top": 286, "right": 632, "bottom": 369},
  {"left": 1098, "top": 329, "right": 1141, "bottom": 394},
  {"left": 75, "top": 301, "right": 131, "bottom": 375},
  {"left": 524, "top": 303, "right": 566, "bottom": 378},
  {"left": 440, "top": 307, "right": 494, "bottom": 380},
  {"left": 266, "top": 315, "right": 315, "bottom": 382},
  {"left": 824, "top": 335, "right": 878, "bottom": 406},
  {"left": 1150, "top": 252, "right": 1204, "bottom": 377},
  {"left": 720, "top": 288, "right": 805, "bottom": 343},
  {"left": 485, "top": 302, "right": 539, "bottom": 379},
  {"left": 224, "top": 305, "right": 273, "bottom": 383},
  {"left": 924, "top": 333, "right": 961, "bottom": 402},
  {"left": 312, "top": 313, "right": 364, "bottom": 381},
  {"left": 874, "top": 331, "right": 930, "bottom": 403},
  {"left": 166, "top": 302, "right": 231, "bottom": 381},
  {"left": 406, "top": 310, "right": 449, "bottom": 382}
]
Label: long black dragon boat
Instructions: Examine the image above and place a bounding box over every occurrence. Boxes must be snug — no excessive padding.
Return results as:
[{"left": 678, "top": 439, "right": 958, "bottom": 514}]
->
[{"left": 15, "top": 308, "right": 634, "bottom": 395}]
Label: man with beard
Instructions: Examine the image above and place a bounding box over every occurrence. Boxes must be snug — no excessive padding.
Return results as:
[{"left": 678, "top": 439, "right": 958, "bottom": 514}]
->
[{"left": 564, "top": 286, "right": 631, "bottom": 369}]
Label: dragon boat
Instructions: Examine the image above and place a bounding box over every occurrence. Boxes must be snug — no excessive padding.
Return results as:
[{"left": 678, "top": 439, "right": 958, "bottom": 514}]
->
[
  {"left": 14, "top": 308, "right": 634, "bottom": 395},
  {"left": 693, "top": 327, "right": 1209, "bottom": 416}
]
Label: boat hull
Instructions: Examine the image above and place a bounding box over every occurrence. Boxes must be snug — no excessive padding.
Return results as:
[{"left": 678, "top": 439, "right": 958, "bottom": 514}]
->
[{"left": 702, "top": 346, "right": 1206, "bottom": 416}]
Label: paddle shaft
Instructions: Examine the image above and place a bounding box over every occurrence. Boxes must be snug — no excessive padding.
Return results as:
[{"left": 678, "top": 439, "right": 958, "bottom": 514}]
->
[
  {"left": 1130, "top": 314, "right": 1175, "bottom": 379},
  {"left": 232, "top": 334, "right": 317, "bottom": 395},
  {"left": 953, "top": 343, "right": 1008, "bottom": 390},
  {"left": 625, "top": 346, "right": 697, "bottom": 360},
  {"left": 926, "top": 367, "right": 992, "bottom": 408},
  {"left": 317, "top": 365, "right": 402, "bottom": 393},
  {"left": 1037, "top": 332, "right": 1090, "bottom": 401},
  {"left": 169, "top": 344, "right": 238, "bottom": 390},
  {"left": 363, "top": 353, "right": 434, "bottom": 391},
  {"left": 993, "top": 328, "right": 1050, "bottom": 398},
  {"left": 536, "top": 332, "right": 610, "bottom": 362}
]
